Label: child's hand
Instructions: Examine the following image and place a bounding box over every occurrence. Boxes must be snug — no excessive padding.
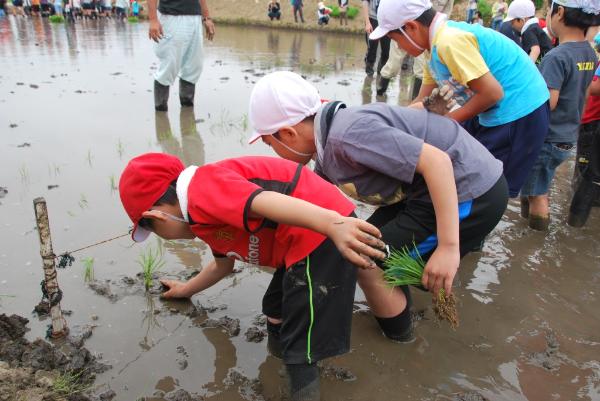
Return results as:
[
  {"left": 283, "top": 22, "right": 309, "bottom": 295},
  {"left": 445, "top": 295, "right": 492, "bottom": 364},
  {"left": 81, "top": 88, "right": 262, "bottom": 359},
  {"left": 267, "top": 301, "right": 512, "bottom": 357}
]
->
[
  {"left": 326, "top": 216, "right": 387, "bottom": 269},
  {"left": 160, "top": 279, "right": 190, "bottom": 299},
  {"left": 203, "top": 18, "right": 215, "bottom": 41},
  {"left": 421, "top": 244, "right": 460, "bottom": 296},
  {"left": 149, "top": 19, "right": 163, "bottom": 42},
  {"left": 365, "top": 20, "right": 373, "bottom": 34},
  {"left": 423, "top": 85, "right": 459, "bottom": 116}
]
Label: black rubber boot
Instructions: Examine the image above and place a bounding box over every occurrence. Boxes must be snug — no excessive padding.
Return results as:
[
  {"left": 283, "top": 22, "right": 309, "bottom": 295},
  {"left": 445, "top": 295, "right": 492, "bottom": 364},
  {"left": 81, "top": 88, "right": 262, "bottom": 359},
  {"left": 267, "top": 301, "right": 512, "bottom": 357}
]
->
[
  {"left": 365, "top": 61, "right": 375, "bottom": 77},
  {"left": 520, "top": 197, "right": 529, "bottom": 219},
  {"left": 376, "top": 77, "right": 391, "bottom": 96},
  {"left": 287, "top": 363, "right": 320, "bottom": 401},
  {"left": 154, "top": 80, "right": 169, "bottom": 112},
  {"left": 266, "top": 321, "right": 283, "bottom": 360},
  {"left": 411, "top": 77, "right": 422, "bottom": 101},
  {"left": 375, "top": 285, "right": 414, "bottom": 343},
  {"left": 179, "top": 78, "right": 195, "bottom": 107},
  {"left": 568, "top": 179, "right": 599, "bottom": 227}
]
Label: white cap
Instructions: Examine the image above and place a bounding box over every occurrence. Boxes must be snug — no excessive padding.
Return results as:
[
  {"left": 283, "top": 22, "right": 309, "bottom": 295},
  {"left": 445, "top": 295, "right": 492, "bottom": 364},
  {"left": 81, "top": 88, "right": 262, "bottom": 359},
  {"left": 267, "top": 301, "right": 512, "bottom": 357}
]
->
[
  {"left": 554, "top": 0, "right": 600, "bottom": 14},
  {"left": 248, "top": 71, "right": 321, "bottom": 144},
  {"left": 504, "top": 0, "right": 535, "bottom": 21},
  {"left": 369, "top": 0, "right": 433, "bottom": 41}
]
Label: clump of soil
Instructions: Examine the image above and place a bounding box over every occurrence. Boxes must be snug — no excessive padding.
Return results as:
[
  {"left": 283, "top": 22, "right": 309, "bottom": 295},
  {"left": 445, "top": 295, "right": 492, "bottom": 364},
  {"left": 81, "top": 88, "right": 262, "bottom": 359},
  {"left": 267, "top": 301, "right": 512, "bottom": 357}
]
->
[
  {"left": 200, "top": 316, "right": 240, "bottom": 337},
  {"left": 433, "top": 290, "right": 459, "bottom": 330},
  {"left": 452, "top": 392, "right": 490, "bottom": 401},
  {"left": 0, "top": 314, "right": 111, "bottom": 401},
  {"left": 245, "top": 327, "right": 266, "bottom": 343},
  {"left": 224, "top": 368, "right": 264, "bottom": 401},
  {"left": 320, "top": 363, "right": 357, "bottom": 382},
  {"left": 527, "top": 331, "right": 562, "bottom": 371}
]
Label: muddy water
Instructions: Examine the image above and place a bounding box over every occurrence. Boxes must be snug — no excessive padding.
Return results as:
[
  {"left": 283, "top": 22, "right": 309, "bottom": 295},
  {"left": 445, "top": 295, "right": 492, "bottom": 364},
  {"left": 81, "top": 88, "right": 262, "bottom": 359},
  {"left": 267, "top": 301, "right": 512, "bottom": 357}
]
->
[{"left": 1, "top": 17, "right": 600, "bottom": 401}]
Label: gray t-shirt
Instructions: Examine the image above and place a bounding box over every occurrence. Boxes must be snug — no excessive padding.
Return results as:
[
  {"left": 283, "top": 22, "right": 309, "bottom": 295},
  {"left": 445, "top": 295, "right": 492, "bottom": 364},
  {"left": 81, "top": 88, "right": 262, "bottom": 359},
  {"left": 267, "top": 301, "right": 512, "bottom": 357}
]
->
[
  {"left": 540, "top": 41, "right": 597, "bottom": 143},
  {"left": 362, "top": 0, "right": 379, "bottom": 20},
  {"left": 314, "top": 103, "right": 503, "bottom": 205}
]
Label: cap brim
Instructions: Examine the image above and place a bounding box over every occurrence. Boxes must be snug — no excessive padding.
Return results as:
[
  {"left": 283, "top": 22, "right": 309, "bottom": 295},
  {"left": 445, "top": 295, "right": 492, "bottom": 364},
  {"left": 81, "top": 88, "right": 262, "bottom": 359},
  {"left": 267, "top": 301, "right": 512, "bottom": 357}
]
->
[
  {"left": 369, "top": 26, "right": 390, "bottom": 41},
  {"left": 248, "top": 132, "right": 262, "bottom": 145},
  {"left": 503, "top": 16, "right": 515, "bottom": 22},
  {"left": 131, "top": 223, "right": 151, "bottom": 242}
]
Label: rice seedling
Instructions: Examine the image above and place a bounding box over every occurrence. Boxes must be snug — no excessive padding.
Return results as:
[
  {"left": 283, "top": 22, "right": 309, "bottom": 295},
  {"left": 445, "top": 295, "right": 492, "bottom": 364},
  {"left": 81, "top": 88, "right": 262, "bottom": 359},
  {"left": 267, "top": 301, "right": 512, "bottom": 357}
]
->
[
  {"left": 49, "top": 15, "right": 65, "bottom": 23},
  {"left": 18, "top": 165, "right": 29, "bottom": 183},
  {"left": 137, "top": 245, "right": 165, "bottom": 290},
  {"left": 116, "top": 139, "right": 125, "bottom": 159},
  {"left": 384, "top": 246, "right": 459, "bottom": 329},
  {"left": 52, "top": 370, "right": 90, "bottom": 396},
  {"left": 109, "top": 174, "right": 118, "bottom": 193},
  {"left": 85, "top": 149, "right": 93, "bottom": 167},
  {"left": 81, "top": 257, "right": 94, "bottom": 282},
  {"left": 128, "top": 16, "right": 139, "bottom": 23}
]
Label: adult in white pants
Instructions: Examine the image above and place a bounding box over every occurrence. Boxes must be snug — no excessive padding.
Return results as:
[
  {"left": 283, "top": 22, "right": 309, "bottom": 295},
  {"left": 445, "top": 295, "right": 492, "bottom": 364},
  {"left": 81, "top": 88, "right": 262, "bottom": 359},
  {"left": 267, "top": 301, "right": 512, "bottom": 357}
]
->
[{"left": 148, "top": 0, "right": 215, "bottom": 111}]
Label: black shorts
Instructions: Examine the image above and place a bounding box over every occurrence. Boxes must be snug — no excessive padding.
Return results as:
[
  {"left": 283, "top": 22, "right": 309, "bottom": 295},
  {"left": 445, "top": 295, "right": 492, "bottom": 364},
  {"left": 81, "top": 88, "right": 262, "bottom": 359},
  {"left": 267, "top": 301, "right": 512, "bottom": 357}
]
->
[
  {"left": 262, "top": 238, "right": 357, "bottom": 365},
  {"left": 576, "top": 120, "right": 600, "bottom": 183},
  {"left": 82, "top": 3, "right": 93, "bottom": 9},
  {"left": 31, "top": 4, "right": 40, "bottom": 11},
  {"left": 368, "top": 176, "right": 508, "bottom": 263}
]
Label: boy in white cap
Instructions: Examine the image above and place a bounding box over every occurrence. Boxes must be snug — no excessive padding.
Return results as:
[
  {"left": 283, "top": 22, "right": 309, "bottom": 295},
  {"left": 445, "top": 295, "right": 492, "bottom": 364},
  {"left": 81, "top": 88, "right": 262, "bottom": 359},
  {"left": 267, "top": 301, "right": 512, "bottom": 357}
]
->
[
  {"left": 505, "top": 0, "right": 554, "bottom": 64},
  {"left": 248, "top": 71, "right": 509, "bottom": 342},
  {"left": 520, "top": 0, "right": 600, "bottom": 230},
  {"left": 370, "top": 0, "right": 550, "bottom": 200}
]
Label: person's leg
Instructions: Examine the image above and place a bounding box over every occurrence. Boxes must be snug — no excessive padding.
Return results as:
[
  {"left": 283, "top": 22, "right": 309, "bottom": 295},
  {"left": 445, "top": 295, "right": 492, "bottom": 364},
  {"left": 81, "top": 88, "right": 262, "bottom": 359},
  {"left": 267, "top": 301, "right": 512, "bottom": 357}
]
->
[
  {"left": 293, "top": 5, "right": 298, "bottom": 22},
  {"left": 153, "top": 15, "right": 186, "bottom": 111},
  {"left": 569, "top": 121, "right": 600, "bottom": 226},
  {"left": 377, "top": 41, "right": 405, "bottom": 96},
  {"left": 364, "top": 17, "right": 380, "bottom": 76},
  {"left": 280, "top": 239, "right": 357, "bottom": 400},
  {"left": 262, "top": 267, "right": 285, "bottom": 359},
  {"left": 377, "top": 35, "right": 391, "bottom": 75},
  {"left": 298, "top": 5, "right": 304, "bottom": 22},
  {"left": 178, "top": 16, "right": 204, "bottom": 107}
]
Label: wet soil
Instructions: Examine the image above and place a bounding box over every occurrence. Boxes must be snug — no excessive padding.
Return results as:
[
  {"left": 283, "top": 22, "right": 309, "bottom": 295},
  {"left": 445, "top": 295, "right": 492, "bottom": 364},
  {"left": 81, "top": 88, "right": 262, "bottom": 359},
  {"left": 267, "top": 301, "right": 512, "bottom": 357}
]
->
[{"left": 1, "top": 17, "right": 600, "bottom": 401}]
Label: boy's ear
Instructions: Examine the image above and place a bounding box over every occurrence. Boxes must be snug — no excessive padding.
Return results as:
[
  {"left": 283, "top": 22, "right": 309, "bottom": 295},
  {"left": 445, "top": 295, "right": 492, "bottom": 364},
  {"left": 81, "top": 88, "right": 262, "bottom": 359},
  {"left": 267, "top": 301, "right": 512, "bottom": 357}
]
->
[
  {"left": 141, "top": 210, "right": 168, "bottom": 221},
  {"left": 278, "top": 126, "right": 299, "bottom": 141},
  {"left": 404, "top": 21, "right": 420, "bottom": 35}
]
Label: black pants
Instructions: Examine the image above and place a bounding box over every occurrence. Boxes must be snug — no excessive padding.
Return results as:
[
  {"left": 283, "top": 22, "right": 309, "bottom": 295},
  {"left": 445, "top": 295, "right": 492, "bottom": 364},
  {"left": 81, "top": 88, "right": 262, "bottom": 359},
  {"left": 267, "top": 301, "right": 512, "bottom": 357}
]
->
[
  {"left": 365, "top": 17, "right": 391, "bottom": 71},
  {"left": 569, "top": 120, "right": 600, "bottom": 223},
  {"left": 262, "top": 238, "right": 357, "bottom": 365},
  {"left": 368, "top": 176, "right": 508, "bottom": 263}
]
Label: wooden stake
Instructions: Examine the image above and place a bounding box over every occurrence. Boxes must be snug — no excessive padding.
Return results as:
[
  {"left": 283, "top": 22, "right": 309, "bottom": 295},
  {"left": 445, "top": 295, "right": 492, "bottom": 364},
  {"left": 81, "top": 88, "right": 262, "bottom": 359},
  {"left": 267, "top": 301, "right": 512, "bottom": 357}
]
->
[{"left": 33, "top": 197, "right": 68, "bottom": 338}]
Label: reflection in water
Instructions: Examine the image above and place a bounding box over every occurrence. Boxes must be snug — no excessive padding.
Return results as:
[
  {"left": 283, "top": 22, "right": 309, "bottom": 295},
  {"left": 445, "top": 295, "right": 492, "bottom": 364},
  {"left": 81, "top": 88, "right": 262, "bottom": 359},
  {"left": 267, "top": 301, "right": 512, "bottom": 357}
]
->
[{"left": 155, "top": 108, "right": 205, "bottom": 168}]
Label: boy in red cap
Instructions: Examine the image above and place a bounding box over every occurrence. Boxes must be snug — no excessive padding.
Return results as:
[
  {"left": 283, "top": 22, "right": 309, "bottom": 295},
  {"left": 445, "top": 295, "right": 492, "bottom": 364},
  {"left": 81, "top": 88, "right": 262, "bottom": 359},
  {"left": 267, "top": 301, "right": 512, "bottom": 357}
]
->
[{"left": 119, "top": 153, "right": 387, "bottom": 401}]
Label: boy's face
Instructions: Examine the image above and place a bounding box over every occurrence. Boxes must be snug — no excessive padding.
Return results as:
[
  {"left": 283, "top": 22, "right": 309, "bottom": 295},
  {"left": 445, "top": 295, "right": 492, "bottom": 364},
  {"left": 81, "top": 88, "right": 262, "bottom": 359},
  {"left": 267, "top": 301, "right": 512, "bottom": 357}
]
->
[
  {"left": 511, "top": 18, "right": 525, "bottom": 31},
  {"left": 141, "top": 204, "right": 196, "bottom": 240},
  {"left": 387, "top": 22, "right": 428, "bottom": 57},
  {"left": 546, "top": 5, "right": 564, "bottom": 37},
  {"left": 261, "top": 122, "right": 316, "bottom": 165}
]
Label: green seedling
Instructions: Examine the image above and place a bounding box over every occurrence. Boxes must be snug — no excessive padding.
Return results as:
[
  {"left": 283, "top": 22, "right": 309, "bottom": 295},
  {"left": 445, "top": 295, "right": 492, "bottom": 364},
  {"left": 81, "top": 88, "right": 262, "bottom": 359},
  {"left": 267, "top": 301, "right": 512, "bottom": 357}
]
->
[
  {"left": 137, "top": 245, "right": 165, "bottom": 290},
  {"left": 52, "top": 370, "right": 89, "bottom": 396},
  {"left": 85, "top": 149, "right": 93, "bottom": 167},
  {"left": 109, "top": 174, "right": 118, "bottom": 193},
  {"left": 384, "top": 246, "right": 459, "bottom": 329},
  {"left": 49, "top": 15, "right": 65, "bottom": 23},
  {"left": 116, "top": 138, "right": 125, "bottom": 159},
  {"left": 18, "top": 165, "right": 29, "bottom": 183},
  {"left": 78, "top": 193, "right": 88, "bottom": 209},
  {"left": 82, "top": 257, "right": 94, "bottom": 282},
  {"left": 128, "top": 16, "right": 139, "bottom": 23}
]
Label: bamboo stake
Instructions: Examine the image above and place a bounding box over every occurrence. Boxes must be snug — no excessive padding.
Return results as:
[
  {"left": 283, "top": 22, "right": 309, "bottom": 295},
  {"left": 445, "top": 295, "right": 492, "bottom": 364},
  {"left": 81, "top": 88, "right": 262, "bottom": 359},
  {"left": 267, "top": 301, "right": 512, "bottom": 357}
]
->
[{"left": 33, "top": 197, "right": 68, "bottom": 338}]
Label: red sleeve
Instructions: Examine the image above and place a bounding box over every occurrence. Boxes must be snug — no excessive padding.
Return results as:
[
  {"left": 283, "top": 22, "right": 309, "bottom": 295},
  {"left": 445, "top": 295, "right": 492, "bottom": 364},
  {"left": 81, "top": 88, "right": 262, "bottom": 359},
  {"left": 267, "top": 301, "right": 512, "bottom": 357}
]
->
[{"left": 188, "top": 164, "right": 265, "bottom": 232}]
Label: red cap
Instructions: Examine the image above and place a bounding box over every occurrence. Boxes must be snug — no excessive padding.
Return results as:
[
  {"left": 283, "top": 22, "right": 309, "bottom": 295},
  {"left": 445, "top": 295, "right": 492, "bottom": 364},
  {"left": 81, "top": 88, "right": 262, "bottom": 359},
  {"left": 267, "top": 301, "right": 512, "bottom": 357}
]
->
[{"left": 119, "top": 153, "right": 184, "bottom": 242}]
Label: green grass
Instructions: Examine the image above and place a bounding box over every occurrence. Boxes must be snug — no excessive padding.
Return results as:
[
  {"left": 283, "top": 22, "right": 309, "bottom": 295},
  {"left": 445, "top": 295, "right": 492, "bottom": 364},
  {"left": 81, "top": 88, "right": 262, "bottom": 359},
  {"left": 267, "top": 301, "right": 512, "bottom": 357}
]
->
[
  {"left": 137, "top": 245, "right": 165, "bottom": 290},
  {"left": 82, "top": 257, "right": 94, "bottom": 283},
  {"left": 49, "top": 15, "right": 65, "bottom": 23},
  {"left": 383, "top": 246, "right": 426, "bottom": 287},
  {"left": 52, "top": 370, "right": 89, "bottom": 396}
]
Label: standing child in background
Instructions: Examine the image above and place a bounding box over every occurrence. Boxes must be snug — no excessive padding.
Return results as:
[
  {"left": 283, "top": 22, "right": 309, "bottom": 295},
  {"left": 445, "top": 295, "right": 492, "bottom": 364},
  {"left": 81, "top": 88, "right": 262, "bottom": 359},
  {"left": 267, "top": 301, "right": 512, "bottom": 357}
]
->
[
  {"left": 115, "top": 0, "right": 127, "bottom": 19},
  {"left": 363, "top": 0, "right": 391, "bottom": 76},
  {"left": 317, "top": 1, "right": 331, "bottom": 25},
  {"left": 268, "top": 0, "right": 281, "bottom": 20},
  {"left": 291, "top": 0, "right": 304, "bottom": 23},
  {"left": 473, "top": 10, "right": 484, "bottom": 24},
  {"left": 119, "top": 153, "right": 388, "bottom": 401},
  {"left": 491, "top": 0, "right": 508, "bottom": 30},
  {"left": 101, "top": 0, "right": 111, "bottom": 18},
  {"left": 521, "top": 0, "right": 600, "bottom": 230},
  {"left": 467, "top": 0, "right": 477, "bottom": 22},
  {"left": 371, "top": 0, "right": 550, "bottom": 199},
  {"left": 53, "top": 0, "right": 62, "bottom": 15},
  {"left": 338, "top": 0, "right": 348, "bottom": 25},
  {"left": 131, "top": 0, "right": 137, "bottom": 16},
  {"left": 506, "top": 0, "right": 553, "bottom": 64},
  {"left": 248, "top": 71, "right": 508, "bottom": 346}
]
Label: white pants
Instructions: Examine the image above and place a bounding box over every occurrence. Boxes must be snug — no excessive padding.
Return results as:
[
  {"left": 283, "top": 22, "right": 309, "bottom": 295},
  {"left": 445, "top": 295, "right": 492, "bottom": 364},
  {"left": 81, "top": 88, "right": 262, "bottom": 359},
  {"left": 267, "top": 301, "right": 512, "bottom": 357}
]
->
[
  {"left": 154, "top": 14, "right": 204, "bottom": 86},
  {"left": 380, "top": 40, "right": 425, "bottom": 80}
]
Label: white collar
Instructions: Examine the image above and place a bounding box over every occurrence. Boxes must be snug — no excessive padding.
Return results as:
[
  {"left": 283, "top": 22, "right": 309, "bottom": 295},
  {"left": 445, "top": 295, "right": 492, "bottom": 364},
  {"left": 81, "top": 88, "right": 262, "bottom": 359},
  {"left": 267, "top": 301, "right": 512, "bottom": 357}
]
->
[
  {"left": 176, "top": 165, "right": 198, "bottom": 223},
  {"left": 522, "top": 17, "right": 539, "bottom": 34}
]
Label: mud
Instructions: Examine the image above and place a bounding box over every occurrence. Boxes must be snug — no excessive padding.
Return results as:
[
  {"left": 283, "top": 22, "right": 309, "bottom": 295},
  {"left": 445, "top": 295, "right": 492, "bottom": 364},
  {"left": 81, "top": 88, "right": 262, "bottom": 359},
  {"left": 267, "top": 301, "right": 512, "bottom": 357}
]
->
[
  {"left": 244, "top": 327, "right": 266, "bottom": 343},
  {"left": 200, "top": 316, "right": 241, "bottom": 337},
  {"left": 2, "top": 18, "right": 600, "bottom": 401},
  {"left": 0, "top": 314, "right": 110, "bottom": 401}
]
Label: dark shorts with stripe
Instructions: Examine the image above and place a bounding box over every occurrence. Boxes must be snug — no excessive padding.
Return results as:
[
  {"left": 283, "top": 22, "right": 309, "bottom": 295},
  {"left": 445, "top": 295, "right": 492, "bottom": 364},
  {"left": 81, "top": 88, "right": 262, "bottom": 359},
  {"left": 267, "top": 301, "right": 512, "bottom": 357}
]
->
[
  {"left": 262, "top": 237, "right": 357, "bottom": 365},
  {"left": 462, "top": 102, "right": 550, "bottom": 198},
  {"left": 368, "top": 176, "right": 508, "bottom": 265}
]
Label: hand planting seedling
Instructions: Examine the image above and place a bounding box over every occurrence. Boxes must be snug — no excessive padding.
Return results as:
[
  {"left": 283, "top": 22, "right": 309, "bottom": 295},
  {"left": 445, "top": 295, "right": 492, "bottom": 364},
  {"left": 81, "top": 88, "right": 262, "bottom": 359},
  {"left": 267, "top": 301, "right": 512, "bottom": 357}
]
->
[
  {"left": 383, "top": 246, "right": 459, "bottom": 329},
  {"left": 137, "top": 245, "right": 165, "bottom": 290}
]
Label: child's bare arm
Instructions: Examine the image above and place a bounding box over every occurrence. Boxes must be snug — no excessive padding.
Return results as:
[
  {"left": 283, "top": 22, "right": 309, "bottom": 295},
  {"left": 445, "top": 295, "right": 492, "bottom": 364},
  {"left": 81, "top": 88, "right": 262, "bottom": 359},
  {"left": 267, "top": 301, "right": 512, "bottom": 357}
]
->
[
  {"left": 446, "top": 72, "right": 504, "bottom": 122},
  {"left": 548, "top": 89, "right": 560, "bottom": 111},
  {"left": 250, "top": 191, "right": 387, "bottom": 269},
  {"left": 529, "top": 46, "right": 541, "bottom": 64},
  {"left": 160, "top": 257, "right": 235, "bottom": 299},
  {"left": 415, "top": 144, "right": 460, "bottom": 296}
]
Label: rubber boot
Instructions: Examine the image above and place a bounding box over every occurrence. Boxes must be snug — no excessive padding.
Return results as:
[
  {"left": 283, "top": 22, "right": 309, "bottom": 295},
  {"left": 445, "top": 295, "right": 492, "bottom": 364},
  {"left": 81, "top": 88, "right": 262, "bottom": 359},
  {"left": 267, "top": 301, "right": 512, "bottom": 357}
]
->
[
  {"left": 411, "top": 77, "right": 422, "bottom": 101},
  {"left": 365, "top": 61, "right": 375, "bottom": 77},
  {"left": 266, "top": 321, "right": 283, "bottom": 360},
  {"left": 376, "top": 77, "right": 391, "bottom": 96},
  {"left": 154, "top": 80, "right": 169, "bottom": 112},
  {"left": 528, "top": 214, "right": 549, "bottom": 231},
  {"left": 375, "top": 285, "right": 414, "bottom": 343},
  {"left": 520, "top": 197, "right": 529, "bottom": 219},
  {"left": 287, "top": 363, "right": 320, "bottom": 401},
  {"left": 568, "top": 179, "right": 599, "bottom": 227},
  {"left": 179, "top": 78, "right": 195, "bottom": 107}
]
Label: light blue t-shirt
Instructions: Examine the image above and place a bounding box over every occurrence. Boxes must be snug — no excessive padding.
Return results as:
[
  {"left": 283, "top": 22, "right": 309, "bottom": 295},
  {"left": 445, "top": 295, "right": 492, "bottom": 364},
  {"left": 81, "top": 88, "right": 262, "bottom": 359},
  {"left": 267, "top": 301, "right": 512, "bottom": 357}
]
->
[{"left": 425, "top": 20, "right": 549, "bottom": 127}]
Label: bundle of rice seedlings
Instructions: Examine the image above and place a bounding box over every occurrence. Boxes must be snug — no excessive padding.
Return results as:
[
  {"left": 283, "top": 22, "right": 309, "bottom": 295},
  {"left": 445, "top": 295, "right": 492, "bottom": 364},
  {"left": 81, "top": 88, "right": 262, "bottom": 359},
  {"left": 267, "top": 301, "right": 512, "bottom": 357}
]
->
[
  {"left": 49, "top": 15, "right": 65, "bottom": 23},
  {"left": 383, "top": 246, "right": 459, "bottom": 329},
  {"left": 128, "top": 16, "right": 139, "bottom": 23}
]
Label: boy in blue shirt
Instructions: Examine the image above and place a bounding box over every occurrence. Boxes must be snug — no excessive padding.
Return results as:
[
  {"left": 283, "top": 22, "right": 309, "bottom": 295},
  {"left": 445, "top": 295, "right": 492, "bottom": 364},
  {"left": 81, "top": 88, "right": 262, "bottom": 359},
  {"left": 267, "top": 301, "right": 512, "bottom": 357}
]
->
[
  {"left": 370, "top": 0, "right": 550, "bottom": 199},
  {"left": 520, "top": 0, "right": 599, "bottom": 230}
]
